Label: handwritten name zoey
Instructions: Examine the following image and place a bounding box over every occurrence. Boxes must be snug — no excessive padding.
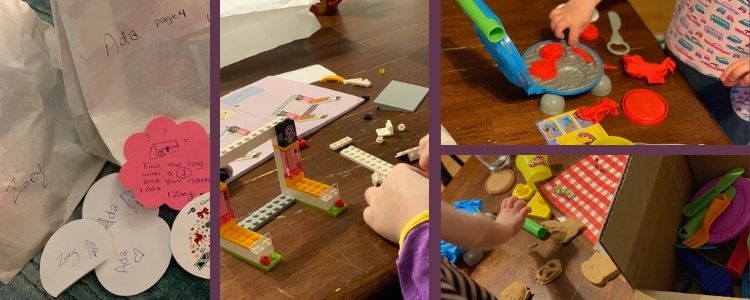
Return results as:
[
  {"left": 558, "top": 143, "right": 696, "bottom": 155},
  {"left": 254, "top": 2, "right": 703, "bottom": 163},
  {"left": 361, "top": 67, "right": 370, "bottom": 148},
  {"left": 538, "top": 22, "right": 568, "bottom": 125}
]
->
[{"left": 3, "top": 163, "right": 49, "bottom": 204}]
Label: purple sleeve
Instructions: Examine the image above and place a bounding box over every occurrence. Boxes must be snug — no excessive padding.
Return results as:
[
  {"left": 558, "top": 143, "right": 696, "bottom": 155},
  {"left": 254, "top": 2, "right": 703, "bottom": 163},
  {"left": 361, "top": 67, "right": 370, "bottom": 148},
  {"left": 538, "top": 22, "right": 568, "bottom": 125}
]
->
[{"left": 396, "top": 222, "right": 429, "bottom": 300}]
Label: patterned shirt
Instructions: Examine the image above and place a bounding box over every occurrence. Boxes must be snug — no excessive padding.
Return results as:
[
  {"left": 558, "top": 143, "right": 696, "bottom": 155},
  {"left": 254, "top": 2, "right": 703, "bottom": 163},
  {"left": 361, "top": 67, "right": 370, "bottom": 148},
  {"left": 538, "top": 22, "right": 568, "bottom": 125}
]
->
[{"left": 666, "top": 0, "right": 750, "bottom": 78}]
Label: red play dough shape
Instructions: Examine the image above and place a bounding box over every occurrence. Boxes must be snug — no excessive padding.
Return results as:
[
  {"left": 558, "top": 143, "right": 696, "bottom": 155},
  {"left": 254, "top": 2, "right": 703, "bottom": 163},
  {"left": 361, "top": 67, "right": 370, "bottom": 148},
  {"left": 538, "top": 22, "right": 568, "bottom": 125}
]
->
[
  {"left": 120, "top": 116, "right": 210, "bottom": 210},
  {"left": 621, "top": 89, "right": 668, "bottom": 125},
  {"left": 539, "top": 43, "right": 564, "bottom": 61},
  {"left": 581, "top": 23, "right": 599, "bottom": 41},
  {"left": 530, "top": 59, "right": 558, "bottom": 81},
  {"left": 623, "top": 55, "right": 676, "bottom": 84},
  {"left": 571, "top": 47, "right": 594, "bottom": 64},
  {"left": 576, "top": 98, "right": 619, "bottom": 123}
]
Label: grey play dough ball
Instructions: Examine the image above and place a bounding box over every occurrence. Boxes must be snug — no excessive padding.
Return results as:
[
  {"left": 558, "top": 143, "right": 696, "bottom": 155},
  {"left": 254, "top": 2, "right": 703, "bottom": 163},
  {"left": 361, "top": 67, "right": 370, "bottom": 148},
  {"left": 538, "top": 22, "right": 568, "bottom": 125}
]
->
[
  {"left": 591, "top": 74, "right": 612, "bottom": 96},
  {"left": 463, "top": 250, "right": 485, "bottom": 266},
  {"left": 540, "top": 93, "right": 565, "bottom": 115}
]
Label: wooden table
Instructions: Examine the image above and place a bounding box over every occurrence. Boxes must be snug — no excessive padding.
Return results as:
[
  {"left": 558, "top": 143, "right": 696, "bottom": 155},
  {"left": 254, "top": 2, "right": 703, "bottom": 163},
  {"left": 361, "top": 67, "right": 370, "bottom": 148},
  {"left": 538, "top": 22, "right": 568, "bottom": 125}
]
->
[
  {"left": 441, "top": 0, "right": 730, "bottom": 145},
  {"left": 441, "top": 156, "right": 634, "bottom": 299},
  {"left": 219, "top": 1, "right": 428, "bottom": 298}
]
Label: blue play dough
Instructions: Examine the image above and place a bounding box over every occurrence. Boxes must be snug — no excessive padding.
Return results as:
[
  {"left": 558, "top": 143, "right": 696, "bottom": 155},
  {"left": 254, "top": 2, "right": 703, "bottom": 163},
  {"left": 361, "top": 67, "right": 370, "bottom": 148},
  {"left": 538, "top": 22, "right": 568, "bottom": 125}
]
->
[
  {"left": 441, "top": 200, "right": 483, "bottom": 264},
  {"left": 677, "top": 249, "right": 734, "bottom": 296},
  {"left": 471, "top": 0, "right": 602, "bottom": 96}
]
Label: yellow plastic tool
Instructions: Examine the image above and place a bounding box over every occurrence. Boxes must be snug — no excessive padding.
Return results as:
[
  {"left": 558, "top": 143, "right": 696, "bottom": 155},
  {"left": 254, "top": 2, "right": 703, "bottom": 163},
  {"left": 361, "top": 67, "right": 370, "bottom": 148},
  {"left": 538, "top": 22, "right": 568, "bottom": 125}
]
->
[
  {"left": 527, "top": 193, "right": 552, "bottom": 220},
  {"left": 512, "top": 183, "right": 535, "bottom": 201},
  {"left": 320, "top": 74, "right": 346, "bottom": 84}
]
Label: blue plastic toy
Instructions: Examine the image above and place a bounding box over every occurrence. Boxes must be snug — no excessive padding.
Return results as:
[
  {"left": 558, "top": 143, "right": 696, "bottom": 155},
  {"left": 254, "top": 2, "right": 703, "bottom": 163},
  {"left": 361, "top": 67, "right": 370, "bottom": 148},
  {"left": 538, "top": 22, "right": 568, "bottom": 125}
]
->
[
  {"left": 456, "top": 0, "right": 603, "bottom": 96},
  {"left": 677, "top": 249, "right": 734, "bottom": 296},
  {"left": 441, "top": 199, "right": 483, "bottom": 264}
]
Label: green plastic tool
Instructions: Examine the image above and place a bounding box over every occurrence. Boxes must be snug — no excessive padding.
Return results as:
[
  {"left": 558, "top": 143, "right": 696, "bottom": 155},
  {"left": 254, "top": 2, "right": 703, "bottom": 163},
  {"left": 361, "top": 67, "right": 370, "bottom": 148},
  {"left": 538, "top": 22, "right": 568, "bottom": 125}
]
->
[
  {"left": 523, "top": 218, "right": 547, "bottom": 239},
  {"left": 679, "top": 187, "right": 736, "bottom": 240},
  {"left": 456, "top": 0, "right": 505, "bottom": 42},
  {"left": 683, "top": 168, "right": 744, "bottom": 217}
]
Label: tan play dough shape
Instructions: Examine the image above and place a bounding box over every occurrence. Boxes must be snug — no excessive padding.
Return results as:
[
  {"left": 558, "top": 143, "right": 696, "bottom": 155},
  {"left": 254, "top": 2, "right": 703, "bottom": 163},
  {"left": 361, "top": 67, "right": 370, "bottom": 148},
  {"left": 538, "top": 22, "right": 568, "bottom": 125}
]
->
[
  {"left": 535, "top": 259, "right": 563, "bottom": 285},
  {"left": 540, "top": 219, "right": 585, "bottom": 244},
  {"left": 485, "top": 169, "right": 515, "bottom": 194},
  {"left": 500, "top": 281, "right": 531, "bottom": 300},
  {"left": 581, "top": 251, "right": 620, "bottom": 286}
]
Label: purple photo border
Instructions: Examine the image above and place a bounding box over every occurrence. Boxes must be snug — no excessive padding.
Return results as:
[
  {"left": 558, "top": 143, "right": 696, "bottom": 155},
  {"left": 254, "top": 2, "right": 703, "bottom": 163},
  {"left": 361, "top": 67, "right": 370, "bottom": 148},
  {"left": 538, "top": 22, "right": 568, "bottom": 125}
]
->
[
  {"left": 428, "top": 0, "right": 441, "bottom": 299},
  {"left": 209, "top": 0, "right": 219, "bottom": 298}
]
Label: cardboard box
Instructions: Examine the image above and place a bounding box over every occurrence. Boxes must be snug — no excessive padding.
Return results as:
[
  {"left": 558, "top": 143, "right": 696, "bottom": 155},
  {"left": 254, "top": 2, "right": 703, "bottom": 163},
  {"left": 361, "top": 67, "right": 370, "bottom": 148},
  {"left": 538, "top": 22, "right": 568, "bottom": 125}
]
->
[{"left": 599, "top": 156, "right": 750, "bottom": 298}]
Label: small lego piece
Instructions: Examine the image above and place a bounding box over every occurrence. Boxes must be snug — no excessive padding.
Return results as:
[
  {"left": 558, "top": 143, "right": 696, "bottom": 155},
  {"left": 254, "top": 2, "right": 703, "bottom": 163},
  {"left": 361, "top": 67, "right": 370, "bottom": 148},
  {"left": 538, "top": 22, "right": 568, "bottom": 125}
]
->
[
  {"left": 371, "top": 172, "right": 385, "bottom": 186},
  {"left": 395, "top": 146, "right": 420, "bottom": 162},
  {"left": 362, "top": 95, "right": 370, "bottom": 101},
  {"left": 329, "top": 136, "right": 353, "bottom": 151},
  {"left": 397, "top": 123, "right": 406, "bottom": 132},
  {"left": 576, "top": 98, "right": 619, "bottom": 123},
  {"left": 622, "top": 55, "right": 676, "bottom": 84},
  {"left": 580, "top": 23, "right": 599, "bottom": 41},
  {"left": 320, "top": 74, "right": 346, "bottom": 84},
  {"left": 376, "top": 136, "right": 384, "bottom": 144},
  {"left": 378, "top": 67, "right": 386, "bottom": 75},
  {"left": 239, "top": 194, "right": 296, "bottom": 231},
  {"left": 343, "top": 78, "right": 372, "bottom": 87},
  {"left": 591, "top": 74, "right": 612, "bottom": 97},
  {"left": 339, "top": 146, "right": 394, "bottom": 177},
  {"left": 297, "top": 138, "right": 307, "bottom": 148},
  {"left": 535, "top": 259, "right": 563, "bottom": 285},
  {"left": 540, "top": 94, "right": 565, "bottom": 116},
  {"left": 375, "top": 120, "right": 395, "bottom": 137},
  {"left": 364, "top": 113, "right": 373, "bottom": 121}
]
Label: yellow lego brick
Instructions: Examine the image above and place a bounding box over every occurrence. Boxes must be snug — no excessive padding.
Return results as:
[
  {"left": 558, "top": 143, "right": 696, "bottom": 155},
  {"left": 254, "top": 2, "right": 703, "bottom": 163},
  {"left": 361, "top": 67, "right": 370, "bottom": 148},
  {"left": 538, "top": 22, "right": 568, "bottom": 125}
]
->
[
  {"left": 220, "top": 222, "right": 263, "bottom": 249},
  {"left": 286, "top": 177, "right": 329, "bottom": 197},
  {"left": 528, "top": 193, "right": 552, "bottom": 220}
]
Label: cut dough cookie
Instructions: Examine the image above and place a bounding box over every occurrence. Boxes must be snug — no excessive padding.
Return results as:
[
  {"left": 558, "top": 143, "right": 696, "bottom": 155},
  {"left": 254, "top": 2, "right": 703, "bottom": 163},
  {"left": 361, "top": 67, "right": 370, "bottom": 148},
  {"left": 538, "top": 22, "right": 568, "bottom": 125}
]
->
[
  {"left": 485, "top": 169, "right": 515, "bottom": 194},
  {"left": 500, "top": 281, "right": 531, "bottom": 300},
  {"left": 581, "top": 251, "right": 620, "bottom": 286},
  {"left": 540, "top": 219, "right": 585, "bottom": 244},
  {"left": 535, "top": 259, "right": 563, "bottom": 285}
]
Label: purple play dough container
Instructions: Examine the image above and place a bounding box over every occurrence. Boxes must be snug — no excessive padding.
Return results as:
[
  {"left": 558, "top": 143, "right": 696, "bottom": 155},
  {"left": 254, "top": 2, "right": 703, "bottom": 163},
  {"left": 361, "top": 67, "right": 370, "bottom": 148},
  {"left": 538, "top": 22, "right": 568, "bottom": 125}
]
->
[{"left": 688, "top": 177, "right": 750, "bottom": 244}]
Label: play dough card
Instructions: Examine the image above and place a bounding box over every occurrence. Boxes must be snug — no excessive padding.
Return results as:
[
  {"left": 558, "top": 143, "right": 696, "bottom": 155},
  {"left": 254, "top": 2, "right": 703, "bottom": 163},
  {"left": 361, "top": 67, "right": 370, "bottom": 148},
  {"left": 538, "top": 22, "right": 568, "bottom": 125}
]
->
[
  {"left": 40, "top": 219, "right": 112, "bottom": 297},
  {"left": 120, "top": 117, "right": 210, "bottom": 210},
  {"left": 82, "top": 173, "right": 159, "bottom": 230},
  {"left": 95, "top": 215, "right": 171, "bottom": 296},
  {"left": 171, "top": 193, "right": 210, "bottom": 279}
]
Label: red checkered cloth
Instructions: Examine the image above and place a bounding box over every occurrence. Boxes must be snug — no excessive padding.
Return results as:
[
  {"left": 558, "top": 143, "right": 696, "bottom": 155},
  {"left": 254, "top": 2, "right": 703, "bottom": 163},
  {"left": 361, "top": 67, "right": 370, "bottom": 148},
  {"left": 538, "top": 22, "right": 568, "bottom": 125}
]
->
[{"left": 539, "top": 155, "right": 630, "bottom": 244}]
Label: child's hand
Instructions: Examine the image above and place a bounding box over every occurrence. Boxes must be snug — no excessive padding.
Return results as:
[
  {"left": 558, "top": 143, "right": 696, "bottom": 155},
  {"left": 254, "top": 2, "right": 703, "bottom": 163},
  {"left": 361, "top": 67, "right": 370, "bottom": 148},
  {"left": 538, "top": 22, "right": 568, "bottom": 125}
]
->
[
  {"left": 549, "top": 0, "right": 600, "bottom": 46},
  {"left": 720, "top": 60, "right": 750, "bottom": 87},
  {"left": 363, "top": 164, "right": 429, "bottom": 244},
  {"left": 495, "top": 197, "right": 531, "bottom": 236},
  {"left": 418, "top": 135, "right": 429, "bottom": 173}
]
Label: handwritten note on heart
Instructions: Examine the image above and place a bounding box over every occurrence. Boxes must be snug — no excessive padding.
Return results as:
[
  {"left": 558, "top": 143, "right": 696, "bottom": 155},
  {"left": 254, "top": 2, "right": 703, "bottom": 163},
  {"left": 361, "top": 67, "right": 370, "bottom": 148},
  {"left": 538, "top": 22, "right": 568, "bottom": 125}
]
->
[
  {"left": 82, "top": 173, "right": 159, "bottom": 230},
  {"left": 95, "top": 215, "right": 171, "bottom": 296},
  {"left": 40, "top": 219, "right": 112, "bottom": 297},
  {"left": 171, "top": 193, "right": 210, "bottom": 279},
  {"left": 120, "top": 116, "right": 209, "bottom": 210}
]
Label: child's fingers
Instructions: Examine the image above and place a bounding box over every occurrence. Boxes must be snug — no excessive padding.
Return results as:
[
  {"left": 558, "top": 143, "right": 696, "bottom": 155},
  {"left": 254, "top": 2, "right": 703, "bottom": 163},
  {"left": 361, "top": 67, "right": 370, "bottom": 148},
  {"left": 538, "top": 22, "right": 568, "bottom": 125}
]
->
[
  {"left": 568, "top": 23, "right": 581, "bottom": 46},
  {"left": 364, "top": 186, "right": 378, "bottom": 206},
  {"left": 554, "top": 20, "right": 569, "bottom": 40},
  {"left": 512, "top": 199, "right": 527, "bottom": 212},
  {"left": 500, "top": 197, "right": 509, "bottom": 209},
  {"left": 740, "top": 74, "right": 750, "bottom": 87},
  {"left": 362, "top": 206, "right": 374, "bottom": 226},
  {"left": 520, "top": 206, "right": 531, "bottom": 217}
]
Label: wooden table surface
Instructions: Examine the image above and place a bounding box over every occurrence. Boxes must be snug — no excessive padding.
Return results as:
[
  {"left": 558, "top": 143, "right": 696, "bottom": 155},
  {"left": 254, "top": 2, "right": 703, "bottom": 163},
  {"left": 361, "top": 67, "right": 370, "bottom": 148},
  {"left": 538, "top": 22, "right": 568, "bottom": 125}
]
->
[
  {"left": 441, "top": 156, "right": 634, "bottom": 300},
  {"left": 219, "top": 1, "right": 428, "bottom": 299},
  {"left": 441, "top": 0, "right": 730, "bottom": 145}
]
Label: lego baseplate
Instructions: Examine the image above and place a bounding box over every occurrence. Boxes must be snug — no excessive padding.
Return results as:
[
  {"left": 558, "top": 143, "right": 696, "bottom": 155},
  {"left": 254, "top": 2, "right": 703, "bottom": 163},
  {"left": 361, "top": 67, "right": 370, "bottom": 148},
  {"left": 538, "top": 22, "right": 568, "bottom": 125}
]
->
[
  {"left": 223, "top": 248, "right": 283, "bottom": 272},
  {"left": 339, "top": 146, "right": 394, "bottom": 176}
]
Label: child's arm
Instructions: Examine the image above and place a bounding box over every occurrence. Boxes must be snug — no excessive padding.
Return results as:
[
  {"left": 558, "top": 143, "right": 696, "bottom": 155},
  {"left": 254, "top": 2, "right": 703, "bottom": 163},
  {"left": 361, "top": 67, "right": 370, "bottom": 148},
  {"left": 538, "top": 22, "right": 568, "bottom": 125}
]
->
[
  {"left": 720, "top": 60, "right": 750, "bottom": 87},
  {"left": 549, "top": 0, "right": 601, "bottom": 46},
  {"left": 442, "top": 197, "right": 530, "bottom": 250}
]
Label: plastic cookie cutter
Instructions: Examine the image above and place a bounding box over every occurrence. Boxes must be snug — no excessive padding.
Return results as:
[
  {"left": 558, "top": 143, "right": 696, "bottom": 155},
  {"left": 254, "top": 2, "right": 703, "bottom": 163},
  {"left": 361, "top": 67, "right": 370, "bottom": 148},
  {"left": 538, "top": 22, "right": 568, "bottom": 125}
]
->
[
  {"left": 606, "top": 11, "right": 631, "bottom": 56},
  {"left": 682, "top": 168, "right": 744, "bottom": 217},
  {"left": 683, "top": 190, "right": 734, "bottom": 249},
  {"left": 679, "top": 187, "right": 735, "bottom": 240},
  {"left": 456, "top": 0, "right": 603, "bottom": 96}
]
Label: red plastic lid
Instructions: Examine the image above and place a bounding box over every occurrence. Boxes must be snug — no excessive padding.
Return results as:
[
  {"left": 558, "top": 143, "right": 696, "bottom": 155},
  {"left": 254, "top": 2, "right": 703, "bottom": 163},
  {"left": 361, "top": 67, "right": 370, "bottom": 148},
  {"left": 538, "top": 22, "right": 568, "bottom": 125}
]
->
[{"left": 622, "top": 89, "right": 668, "bottom": 125}]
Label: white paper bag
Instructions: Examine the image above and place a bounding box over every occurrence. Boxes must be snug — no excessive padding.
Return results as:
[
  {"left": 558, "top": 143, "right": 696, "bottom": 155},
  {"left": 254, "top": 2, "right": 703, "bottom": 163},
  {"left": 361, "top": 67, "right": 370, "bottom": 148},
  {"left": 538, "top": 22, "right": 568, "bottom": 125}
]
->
[
  {"left": 0, "top": 1, "right": 105, "bottom": 284},
  {"left": 53, "top": 0, "right": 210, "bottom": 164}
]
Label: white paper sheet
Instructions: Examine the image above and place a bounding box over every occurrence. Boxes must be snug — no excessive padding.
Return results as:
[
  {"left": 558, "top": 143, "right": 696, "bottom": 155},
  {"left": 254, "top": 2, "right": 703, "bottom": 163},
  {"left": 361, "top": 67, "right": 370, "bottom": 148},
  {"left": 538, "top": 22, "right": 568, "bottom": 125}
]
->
[
  {"left": 53, "top": 0, "right": 210, "bottom": 164},
  {"left": 220, "top": 0, "right": 318, "bottom": 17},
  {"left": 0, "top": 1, "right": 106, "bottom": 284},
  {"left": 220, "top": 5, "right": 320, "bottom": 67}
]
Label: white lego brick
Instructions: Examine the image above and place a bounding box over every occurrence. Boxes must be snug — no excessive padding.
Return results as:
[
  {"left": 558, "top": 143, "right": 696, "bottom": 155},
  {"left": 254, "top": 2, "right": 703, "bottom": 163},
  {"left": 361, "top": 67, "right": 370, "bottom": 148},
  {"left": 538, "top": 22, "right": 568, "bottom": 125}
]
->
[
  {"left": 339, "top": 146, "right": 393, "bottom": 176},
  {"left": 220, "top": 234, "right": 274, "bottom": 263},
  {"left": 343, "top": 78, "right": 371, "bottom": 87},
  {"left": 397, "top": 123, "right": 406, "bottom": 132},
  {"left": 239, "top": 194, "right": 296, "bottom": 231},
  {"left": 220, "top": 116, "right": 286, "bottom": 166},
  {"left": 395, "top": 146, "right": 420, "bottom": 162},
  {"left": 329, "top": 136, "right": 353, "bottom": 151},
  {"left": 375, "top": 120, "right": 395, "bottom": 137},
  {"left": 371, "top": 172, "right": 385, "bottom": 186},
  {"left": 376, "top": 136, "right": 384, "bottom": 144},
  {"left": 280, "top": 186, "right": 336, "bottom": 211}
]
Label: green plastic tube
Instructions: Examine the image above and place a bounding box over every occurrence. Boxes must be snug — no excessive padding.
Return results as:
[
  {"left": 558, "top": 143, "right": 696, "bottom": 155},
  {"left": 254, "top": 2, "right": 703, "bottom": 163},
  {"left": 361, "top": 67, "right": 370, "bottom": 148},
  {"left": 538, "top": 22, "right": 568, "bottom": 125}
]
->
[
  {"left": 523, "top": 218, "right": 547, "bottom": 239},
  {"left": 455, "top": 0, "right": 505, "bottom": 42}
]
